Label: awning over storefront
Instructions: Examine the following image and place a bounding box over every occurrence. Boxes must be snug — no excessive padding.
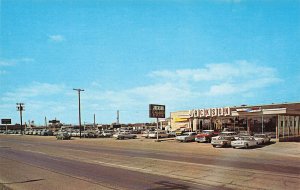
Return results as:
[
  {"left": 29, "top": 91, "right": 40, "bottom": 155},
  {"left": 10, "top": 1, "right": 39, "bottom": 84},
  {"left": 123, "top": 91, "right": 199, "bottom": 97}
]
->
[
  {"left": 174, "top": 117, "right": 189, "bottom": 122},
  {"left": 232, "top": 108, "right": 287, "bottom": 116}
]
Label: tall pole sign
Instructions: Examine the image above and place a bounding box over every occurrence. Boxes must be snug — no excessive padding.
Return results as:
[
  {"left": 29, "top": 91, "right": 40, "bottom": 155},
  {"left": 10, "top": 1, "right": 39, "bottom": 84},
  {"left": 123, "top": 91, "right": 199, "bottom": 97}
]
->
[
  {"left": 1, "top": 119, "right": 11, "bottom": 135},
  {"left": 16, "top": 103, "right": 25, "bottom": 135},
  {"left": 149, "top": 104, "right": 165, "bottom": 142}
]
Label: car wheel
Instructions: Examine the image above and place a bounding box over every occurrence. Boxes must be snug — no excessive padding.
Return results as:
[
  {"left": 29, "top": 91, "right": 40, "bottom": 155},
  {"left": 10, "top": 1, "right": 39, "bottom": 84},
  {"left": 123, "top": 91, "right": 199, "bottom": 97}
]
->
[
  {"left": 212, "top": 145, "right": 216, "bottom": 148},
  {"left": 245, "top": 144, "right": 249, "bottom": 149}
]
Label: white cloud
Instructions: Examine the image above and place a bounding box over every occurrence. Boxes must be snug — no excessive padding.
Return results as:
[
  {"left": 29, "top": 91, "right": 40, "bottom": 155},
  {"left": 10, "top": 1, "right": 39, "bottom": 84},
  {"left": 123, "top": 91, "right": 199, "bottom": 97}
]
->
[
  {"left": 49, "top": 35, "right": 65, "bottom": 42},
  {"left": 1, "top": 82, "right": 67, "bottom": 102},
  {"left": 0, "top": 61, "right": 282, "bottom": 124},
  {"left": 0, "top": 58, "right": 34, "bottom": 75},
  {"left": 0, "top": 60, "right": 15, "bottom": 66},
  {"left": 0, "top": 58, "right": 34, "bottom": 67},
  {"left": 149, "top": 60, "right": 279, "bottom": 83}
]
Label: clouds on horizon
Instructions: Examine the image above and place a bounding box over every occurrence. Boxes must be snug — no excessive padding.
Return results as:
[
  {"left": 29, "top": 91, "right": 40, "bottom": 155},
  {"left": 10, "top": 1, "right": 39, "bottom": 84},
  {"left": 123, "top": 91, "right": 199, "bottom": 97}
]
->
[
  {"left": 0, "top": 60, "right": 284, "bottom": 124},
  {"left": 0, "top": 58, "right": 35, "bottom": 75}
]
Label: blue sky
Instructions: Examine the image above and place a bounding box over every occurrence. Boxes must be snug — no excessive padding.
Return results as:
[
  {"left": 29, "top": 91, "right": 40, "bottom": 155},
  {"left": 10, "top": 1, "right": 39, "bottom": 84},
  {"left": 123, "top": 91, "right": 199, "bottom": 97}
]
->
[{"left": 1, "top": 0, "right": 299, "bottom": 125}]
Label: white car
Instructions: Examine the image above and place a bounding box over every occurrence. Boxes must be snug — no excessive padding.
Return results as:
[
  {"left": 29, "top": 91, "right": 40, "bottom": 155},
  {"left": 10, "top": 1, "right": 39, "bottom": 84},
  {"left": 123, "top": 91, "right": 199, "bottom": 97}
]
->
[
  {"left": 231, "top": 136, "right": 258, "bottom": 149},
  {"left": 176, "top": 132, "right": 197, "bottom": 142},
  {"left": 102, "top": 130, "right": 113, "bottom": 137},
  {"left": 113, "top": 132, "right": 137, "bottom": 140},
  {"left": 148, "top": 131, "right": 169, "bottom": 139},
  {"left": 254, "top": 134, "right": 271, "bottom": 144},
  {"left": 211, "top": 136, "right": 235, "bottom": 148},
  {"left": 141, "top": 131, "right": 150, "bottom": 138}
]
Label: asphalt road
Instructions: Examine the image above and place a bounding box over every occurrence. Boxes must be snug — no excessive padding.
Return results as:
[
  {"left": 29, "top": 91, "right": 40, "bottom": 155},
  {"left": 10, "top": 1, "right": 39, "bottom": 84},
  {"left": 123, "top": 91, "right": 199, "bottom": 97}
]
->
[{"left": 0, "top": 135, "right": 299, "bottom": 190}]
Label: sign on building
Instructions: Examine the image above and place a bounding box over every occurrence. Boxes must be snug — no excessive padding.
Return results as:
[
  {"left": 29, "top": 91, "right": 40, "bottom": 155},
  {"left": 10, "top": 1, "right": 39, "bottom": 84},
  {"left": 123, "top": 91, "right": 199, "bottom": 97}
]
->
[
  {"left": 149, "top": 104, "right": 165, "bottom": 118},
  {"left": 211, "top": 108, "right": 217, "bottom": 117},
  {"left": 189, "top": 107, "right": 231, "bottom": 118}
]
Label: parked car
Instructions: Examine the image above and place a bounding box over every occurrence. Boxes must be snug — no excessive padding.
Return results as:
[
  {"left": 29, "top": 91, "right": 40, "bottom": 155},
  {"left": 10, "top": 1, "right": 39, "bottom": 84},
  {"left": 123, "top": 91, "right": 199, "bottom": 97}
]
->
[
  {"left": 113, "top": 132, "right": 137, "bottom": 140},
  {"left": 254, "top": 134, "right": 271, "bottom": 144},
  {"left": 41, "top": 130, "right": 53, "bottom": 136},
  {"left": 101, "top": 130, "right": 113, "bottom": 138},
  {"left": 238, "top": 130, "right": 253, "bottom": 137},
  {"left": 167, "top": 131, "right": 176, "bottom": 137},
  {"left": 176, "top": 132, "right": 197, "bottom": 142},
  {"left": 141, "top": 131, "right": 150, "bottom": 138},
  {"left": 83, "top": 131, "right": 98, "bottom": 138},
  {"left": 211, "top": 136, "right": 235, "bottom": 148},
  {"left": 195, "top": 130, "right": 218, "bottom": 143},
  {"left": 56, "top": 132, "right": 71, "bottom": 140},
  {"left": 231, "top": 136, "right": 258, "bottom": 149},
  {"left": 148, "top": 130, "right": 169, "bottom": 139},
  {"left": 219, "top": 131, "right": 239, "bottom": 140}
]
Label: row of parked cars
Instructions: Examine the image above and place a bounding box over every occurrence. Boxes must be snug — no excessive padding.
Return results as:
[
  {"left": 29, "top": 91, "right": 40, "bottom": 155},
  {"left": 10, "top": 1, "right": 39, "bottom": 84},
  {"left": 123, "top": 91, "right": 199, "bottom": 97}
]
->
[
  {"left": 56, "top": 129, "right": 142, "bottom": 140},
  {"left": 0, "top": 129, "right": 54, "bottom": 136},
  {"left": 1, "top": 129, "right": 272, "bottom": 148},
  {"left": 174, "top": 130, "right": 271, "bottom": 149}
]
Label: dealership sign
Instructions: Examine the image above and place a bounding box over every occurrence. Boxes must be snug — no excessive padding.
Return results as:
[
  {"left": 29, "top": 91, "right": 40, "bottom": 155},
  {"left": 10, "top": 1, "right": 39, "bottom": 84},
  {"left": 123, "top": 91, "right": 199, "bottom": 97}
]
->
[
  {"left": 149, "top": 104, "right": 165, "bottom": 118},
  {"left": 189, "top": 107, "right": 231, "bottom": 118},
  {"left": 1, "top": 119, "right": 11, "bottom": 124}
]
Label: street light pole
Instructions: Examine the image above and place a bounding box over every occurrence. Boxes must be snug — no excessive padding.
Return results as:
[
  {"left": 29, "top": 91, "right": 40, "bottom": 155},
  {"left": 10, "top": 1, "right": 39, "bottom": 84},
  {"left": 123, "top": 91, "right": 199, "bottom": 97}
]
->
[
  {"left": 16, "top": 103, "right": 25, "bottom": 135},
  {"left": 73, "top": 88, "right": 84, "bottom": 139}
]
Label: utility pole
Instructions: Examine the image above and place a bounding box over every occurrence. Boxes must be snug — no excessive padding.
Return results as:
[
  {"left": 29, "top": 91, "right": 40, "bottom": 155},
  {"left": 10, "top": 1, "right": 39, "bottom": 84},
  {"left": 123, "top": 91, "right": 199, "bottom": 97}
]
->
[
  {"left": 93, "top": 113, "right": 96, "bottom": 129},
  {"left": 16, "top": 103, "right": 25, "bottom": 135},
  {"left": 45, "top": 116, "right": 47, "bottom": 129},
  {"left": 117, "top": 110, "right": 119, "bottom": 124},
  {"left": 73, "top": 88, "right": 84, "bottom": 138}
]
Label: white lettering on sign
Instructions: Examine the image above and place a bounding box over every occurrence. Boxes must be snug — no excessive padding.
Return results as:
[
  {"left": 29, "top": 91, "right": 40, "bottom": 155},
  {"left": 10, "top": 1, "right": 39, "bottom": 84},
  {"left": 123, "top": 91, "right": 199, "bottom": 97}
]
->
[
  {"left": 188, "top": 107, "right": 231, "bottom": 118},
  {"left": 153, "top": 106, "right": 165, "bottom": 110},
  {"left": 199, "top": 109, "right": 205, "bottom": 117},
  {"left": 224, "top": 107, "right": 230, "bottom": 116},
  {"left": 204, "top": 109, "right": 211, "bottom": 117},
  {"left": 211, "top": 108, "right": 217, "bottom": 117},
  {"left": 218, "top": 108, "right": 224, "bottom": 116}
]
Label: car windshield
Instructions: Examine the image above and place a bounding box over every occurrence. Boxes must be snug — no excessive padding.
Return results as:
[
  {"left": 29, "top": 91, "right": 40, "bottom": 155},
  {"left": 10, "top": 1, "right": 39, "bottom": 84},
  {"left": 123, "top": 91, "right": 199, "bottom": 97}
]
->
[
  {"left": 239, "top": 137, "right": 250, "bottom": 140},
  {"left": 219, "top": 136, "right": 230, "bottom": 140},
  {"left": 254, "top": 134, "right": 265, "bottom": 138}
]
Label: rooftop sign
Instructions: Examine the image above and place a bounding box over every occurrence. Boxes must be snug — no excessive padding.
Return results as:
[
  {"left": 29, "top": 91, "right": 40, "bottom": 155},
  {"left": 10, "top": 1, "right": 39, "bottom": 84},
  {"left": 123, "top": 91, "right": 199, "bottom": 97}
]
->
[{"left": 189, "top": 107, "right": 231, "bottom": 118}]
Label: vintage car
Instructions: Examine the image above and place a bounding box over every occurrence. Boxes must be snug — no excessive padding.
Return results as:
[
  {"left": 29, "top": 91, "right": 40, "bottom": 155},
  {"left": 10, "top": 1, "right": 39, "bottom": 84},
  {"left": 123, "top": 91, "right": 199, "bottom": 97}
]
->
[
  {"left": 141, "top": 131, "right": 150, "bottom": 138},
  {"left": 56, "top": 132, "right": 71, "bottom": 140},
  {"left": 41, "top": 130, "right": 53, "bottom": 136},
  {"left": 211, "top": 136, "right": 235, "bottom": 148},
  {"left": 254, "top": 134, "right": 271, "bottom": 144},
  {"left": 195, "top": 130, "right": 218, "bottom": 143},
  {"left": 101, "top": 130, "right": 113, "bottom": 138},
  {"left": 231, "top": 136, "right": 258, "bottom": 148},
  {"left": 113, "top": 132, "right": 137, "bottom": 140},
  {"left": 82, "top": 131, "right": 98, "bottom": 138},
  {"left": 176, "top": 132, "right": 197, "bottom": 142},
  {"left": 148, "top": 130, "right": 169, "bottom": 139}
]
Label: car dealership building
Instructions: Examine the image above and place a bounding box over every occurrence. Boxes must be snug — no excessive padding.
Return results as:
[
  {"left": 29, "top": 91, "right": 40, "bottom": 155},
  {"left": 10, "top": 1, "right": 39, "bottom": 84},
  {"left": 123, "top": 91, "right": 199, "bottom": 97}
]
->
[{"left": 170, "top": 102, "right": 300, "bottom": 141}]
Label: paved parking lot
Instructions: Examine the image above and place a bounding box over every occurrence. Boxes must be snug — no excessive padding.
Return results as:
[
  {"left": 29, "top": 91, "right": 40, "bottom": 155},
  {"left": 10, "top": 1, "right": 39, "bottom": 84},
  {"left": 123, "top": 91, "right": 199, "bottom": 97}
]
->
[{"left": 0, "top": 135, "right": 299, "bottom": 190}]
